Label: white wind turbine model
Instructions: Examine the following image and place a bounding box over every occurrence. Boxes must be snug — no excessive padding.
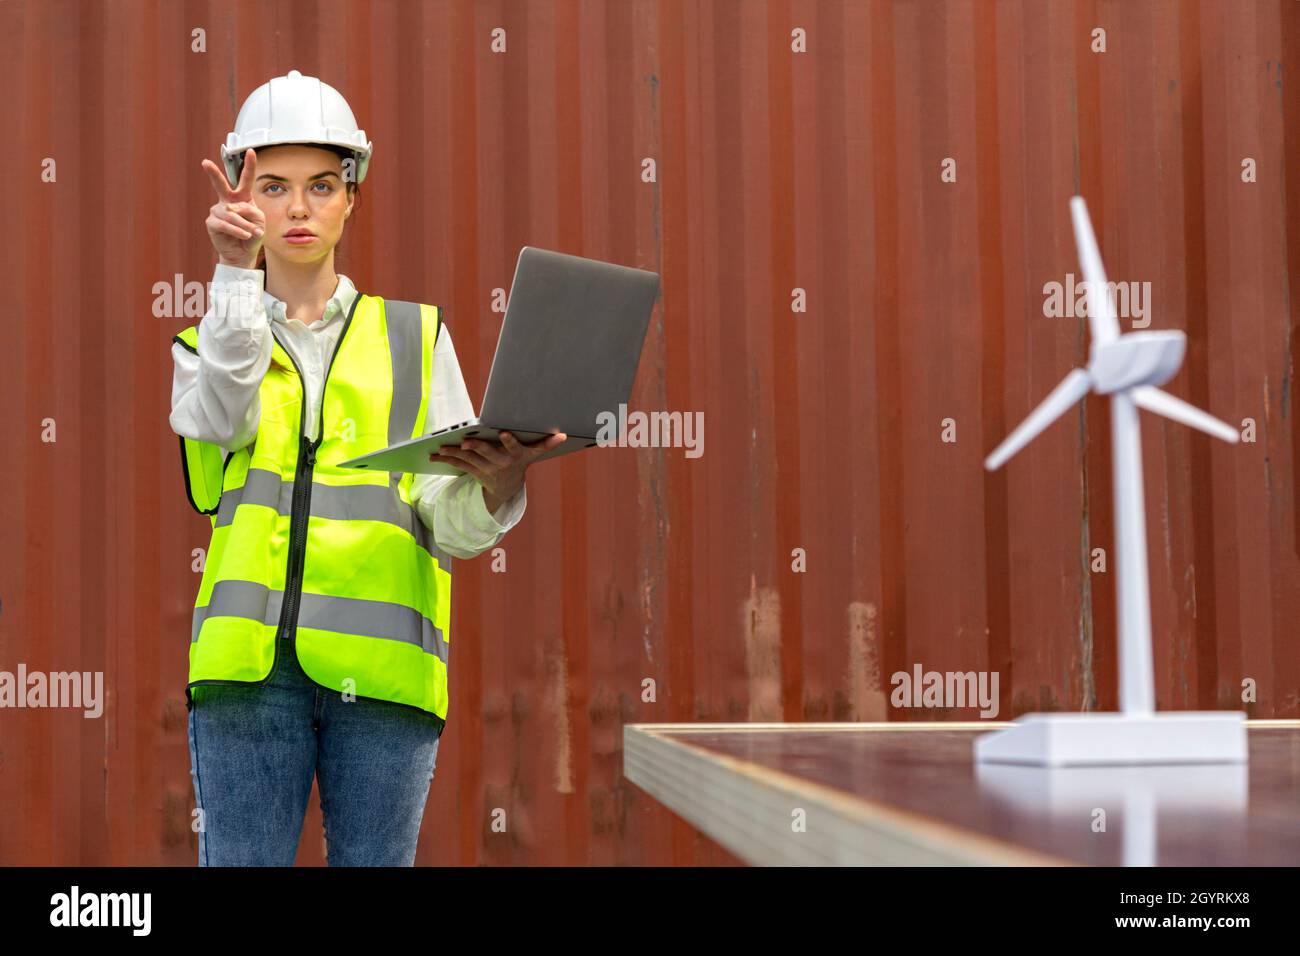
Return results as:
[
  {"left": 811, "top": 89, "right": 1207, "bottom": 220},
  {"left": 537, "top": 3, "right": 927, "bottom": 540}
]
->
[{"left": 976, "top": 196, "right": 1247, "bottom": 766}]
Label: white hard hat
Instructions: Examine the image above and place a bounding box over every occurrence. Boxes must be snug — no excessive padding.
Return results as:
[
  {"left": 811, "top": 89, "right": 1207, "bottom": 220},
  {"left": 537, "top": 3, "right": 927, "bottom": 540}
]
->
[{"left": 221, "top": 69, "right": 373, "bottom": 188}]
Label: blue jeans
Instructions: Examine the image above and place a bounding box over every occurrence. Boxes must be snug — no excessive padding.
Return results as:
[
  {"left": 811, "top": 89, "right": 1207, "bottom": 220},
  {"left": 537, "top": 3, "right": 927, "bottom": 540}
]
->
[{"left": 186, "top": 634, "right": 442, "bottom": 866}]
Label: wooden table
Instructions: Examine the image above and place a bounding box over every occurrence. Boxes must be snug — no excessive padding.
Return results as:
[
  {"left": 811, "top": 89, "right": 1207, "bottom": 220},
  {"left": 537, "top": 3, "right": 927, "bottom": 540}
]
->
[{"left": 623, "top": 720, "right": 1300, "bottom": 866}]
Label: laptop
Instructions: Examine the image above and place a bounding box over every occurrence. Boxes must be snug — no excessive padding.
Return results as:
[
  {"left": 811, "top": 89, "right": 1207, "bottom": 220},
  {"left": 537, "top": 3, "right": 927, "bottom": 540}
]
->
[{"left": 338, "top": 246, "right": 660, "bottom": 475}]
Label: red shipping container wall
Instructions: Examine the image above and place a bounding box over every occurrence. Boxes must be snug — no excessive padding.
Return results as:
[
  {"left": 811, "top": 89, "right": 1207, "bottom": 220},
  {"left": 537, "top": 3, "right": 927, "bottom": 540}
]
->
[{"left": 0, "top": 0, "right": 1296, "bottom": 865}]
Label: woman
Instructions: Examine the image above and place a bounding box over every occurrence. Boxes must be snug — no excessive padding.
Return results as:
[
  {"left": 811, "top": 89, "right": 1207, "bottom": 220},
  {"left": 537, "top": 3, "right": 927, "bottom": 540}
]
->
[{"left": 169, "top": 69, "right": 563, "bottom": 866}]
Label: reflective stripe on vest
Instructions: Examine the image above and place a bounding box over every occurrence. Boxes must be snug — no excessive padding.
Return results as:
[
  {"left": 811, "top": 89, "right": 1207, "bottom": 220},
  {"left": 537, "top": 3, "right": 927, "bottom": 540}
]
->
[
  {"left": 174, "top": 295, "right": 452, "bottom": 730},
  {"left": 190, "top": 581, "right": 448, "bottom": 665},
  {"left": 210, "top": 465, "right": 455, "bottom": 564}
]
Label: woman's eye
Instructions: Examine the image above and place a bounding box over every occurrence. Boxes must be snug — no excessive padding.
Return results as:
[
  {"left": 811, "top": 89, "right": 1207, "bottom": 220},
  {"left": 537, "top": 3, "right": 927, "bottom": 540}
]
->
[{"left": 260, "top": 183, "right": 330, "bottom": 195}]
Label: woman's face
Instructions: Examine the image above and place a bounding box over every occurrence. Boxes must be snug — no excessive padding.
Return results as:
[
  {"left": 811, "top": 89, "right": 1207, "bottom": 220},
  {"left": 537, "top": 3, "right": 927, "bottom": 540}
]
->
[{"left": 251, "top": 144, "right": 354, "bottom": 267}]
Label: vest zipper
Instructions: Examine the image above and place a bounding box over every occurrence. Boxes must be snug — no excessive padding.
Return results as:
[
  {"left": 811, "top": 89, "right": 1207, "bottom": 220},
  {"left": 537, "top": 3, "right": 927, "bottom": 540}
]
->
[
  {"left": 272, "top": 295, "right": 361, "bottom": 659},
  {"left": 277, "top": 433, "right": 319, "bottom": 647}
]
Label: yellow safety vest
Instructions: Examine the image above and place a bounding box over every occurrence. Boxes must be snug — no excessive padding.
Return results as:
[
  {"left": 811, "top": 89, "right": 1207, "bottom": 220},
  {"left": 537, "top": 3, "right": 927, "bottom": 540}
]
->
[{"left": 172, "top": 294, "right": 453, "bottom": 735}]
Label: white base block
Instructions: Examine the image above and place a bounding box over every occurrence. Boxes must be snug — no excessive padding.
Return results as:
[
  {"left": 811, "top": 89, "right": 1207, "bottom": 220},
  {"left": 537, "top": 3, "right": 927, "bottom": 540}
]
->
[{"left": 974, "top": 711, "right": 1248, "bottom": 766}]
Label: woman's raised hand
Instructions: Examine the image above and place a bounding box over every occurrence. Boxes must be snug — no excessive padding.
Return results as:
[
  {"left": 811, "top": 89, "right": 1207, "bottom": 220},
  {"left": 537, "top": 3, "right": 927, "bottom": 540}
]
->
[{"left": 202, "top": 148, "right": 266, "bottom": 269}]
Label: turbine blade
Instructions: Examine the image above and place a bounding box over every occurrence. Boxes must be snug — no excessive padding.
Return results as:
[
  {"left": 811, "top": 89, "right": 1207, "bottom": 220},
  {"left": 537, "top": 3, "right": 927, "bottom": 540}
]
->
[
  {"left": 985, "top": 368, "right": 1094, "bottom": 471},
  {"left": 1131, "top": 386, "right": 1240, "bottom": 443},
  {"left": 1069, "top": 196, "right": 1121, "bottom": 345}
]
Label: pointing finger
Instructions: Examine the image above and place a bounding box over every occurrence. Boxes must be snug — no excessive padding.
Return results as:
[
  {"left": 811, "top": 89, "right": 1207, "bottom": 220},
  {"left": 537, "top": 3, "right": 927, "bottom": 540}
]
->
[
  {"left": 232, "top": 148, "right": 257, "bottom": 200},
  {"left": 202, "top": 158, "right": 234, "bottom": 201}
]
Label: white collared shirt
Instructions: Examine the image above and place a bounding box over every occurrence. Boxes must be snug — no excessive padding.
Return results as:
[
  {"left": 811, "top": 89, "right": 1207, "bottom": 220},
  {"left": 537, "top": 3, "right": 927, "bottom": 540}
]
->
[{"left": 169, "top": 263, "right": 525, "bottom": 558}]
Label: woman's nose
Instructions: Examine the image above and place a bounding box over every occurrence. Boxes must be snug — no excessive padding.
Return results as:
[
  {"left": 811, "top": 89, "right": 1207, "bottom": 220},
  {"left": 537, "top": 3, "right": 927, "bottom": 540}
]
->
[{"left": 288, "top": 189, "right": 311, "bottom": 217}]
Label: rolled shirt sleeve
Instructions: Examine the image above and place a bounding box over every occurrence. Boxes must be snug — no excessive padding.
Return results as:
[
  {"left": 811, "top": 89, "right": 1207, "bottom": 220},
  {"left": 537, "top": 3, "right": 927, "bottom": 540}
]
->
[
  {"left": 169, "top": 263, "right": 271, "bottom": 453},
  {"left": 411, "top": 323, "right": 527, "bottom": 558}
]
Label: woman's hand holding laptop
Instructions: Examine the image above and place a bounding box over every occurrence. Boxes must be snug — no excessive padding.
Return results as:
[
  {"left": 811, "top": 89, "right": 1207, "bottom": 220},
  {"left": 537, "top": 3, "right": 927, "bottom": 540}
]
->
[{"left": 432, "top": 430, "right": 568, "bottom": 514}]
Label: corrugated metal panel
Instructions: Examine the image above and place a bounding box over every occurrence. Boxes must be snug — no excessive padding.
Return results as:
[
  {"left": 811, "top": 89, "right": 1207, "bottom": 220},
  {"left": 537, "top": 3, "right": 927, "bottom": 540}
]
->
[{"left": 0, "top": 0, "right": 1295, "bottom": 866}]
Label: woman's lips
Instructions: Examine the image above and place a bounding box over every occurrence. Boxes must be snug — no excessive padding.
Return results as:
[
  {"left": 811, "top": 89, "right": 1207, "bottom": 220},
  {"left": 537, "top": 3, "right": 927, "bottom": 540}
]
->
[{"left": 284, "top": 233, "right": 316, "bottom": 244}]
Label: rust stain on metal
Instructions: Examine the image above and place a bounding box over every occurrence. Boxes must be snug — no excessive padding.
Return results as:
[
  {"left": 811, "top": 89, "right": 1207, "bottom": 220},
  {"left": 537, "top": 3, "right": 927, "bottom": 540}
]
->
[
  {"left": 847, "top": 602, "right": 887, "bottom": 720},
  {"left": 545, "top": 632, "right": 574, "bottom": 795},
  {"left": 743, "top": 586, "right": 782, "bottom": 723}
]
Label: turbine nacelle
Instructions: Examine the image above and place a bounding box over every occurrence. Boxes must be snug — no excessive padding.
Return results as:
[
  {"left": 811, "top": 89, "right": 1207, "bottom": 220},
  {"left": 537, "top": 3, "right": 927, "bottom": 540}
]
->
[{"left": 1090, "top": 330, "right": 1184, "bottom": 394}]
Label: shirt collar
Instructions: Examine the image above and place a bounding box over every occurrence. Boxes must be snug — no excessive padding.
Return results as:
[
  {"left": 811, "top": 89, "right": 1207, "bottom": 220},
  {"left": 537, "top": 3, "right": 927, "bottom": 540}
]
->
[{"left": 264, "top": 274, "right": 358, "bottom": 328}]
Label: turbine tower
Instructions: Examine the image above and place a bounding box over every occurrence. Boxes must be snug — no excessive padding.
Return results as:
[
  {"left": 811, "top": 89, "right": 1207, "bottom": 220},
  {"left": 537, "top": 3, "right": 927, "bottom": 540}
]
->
[{"left": 976, "top": 196, "right": 1247, "bottom": 766}]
